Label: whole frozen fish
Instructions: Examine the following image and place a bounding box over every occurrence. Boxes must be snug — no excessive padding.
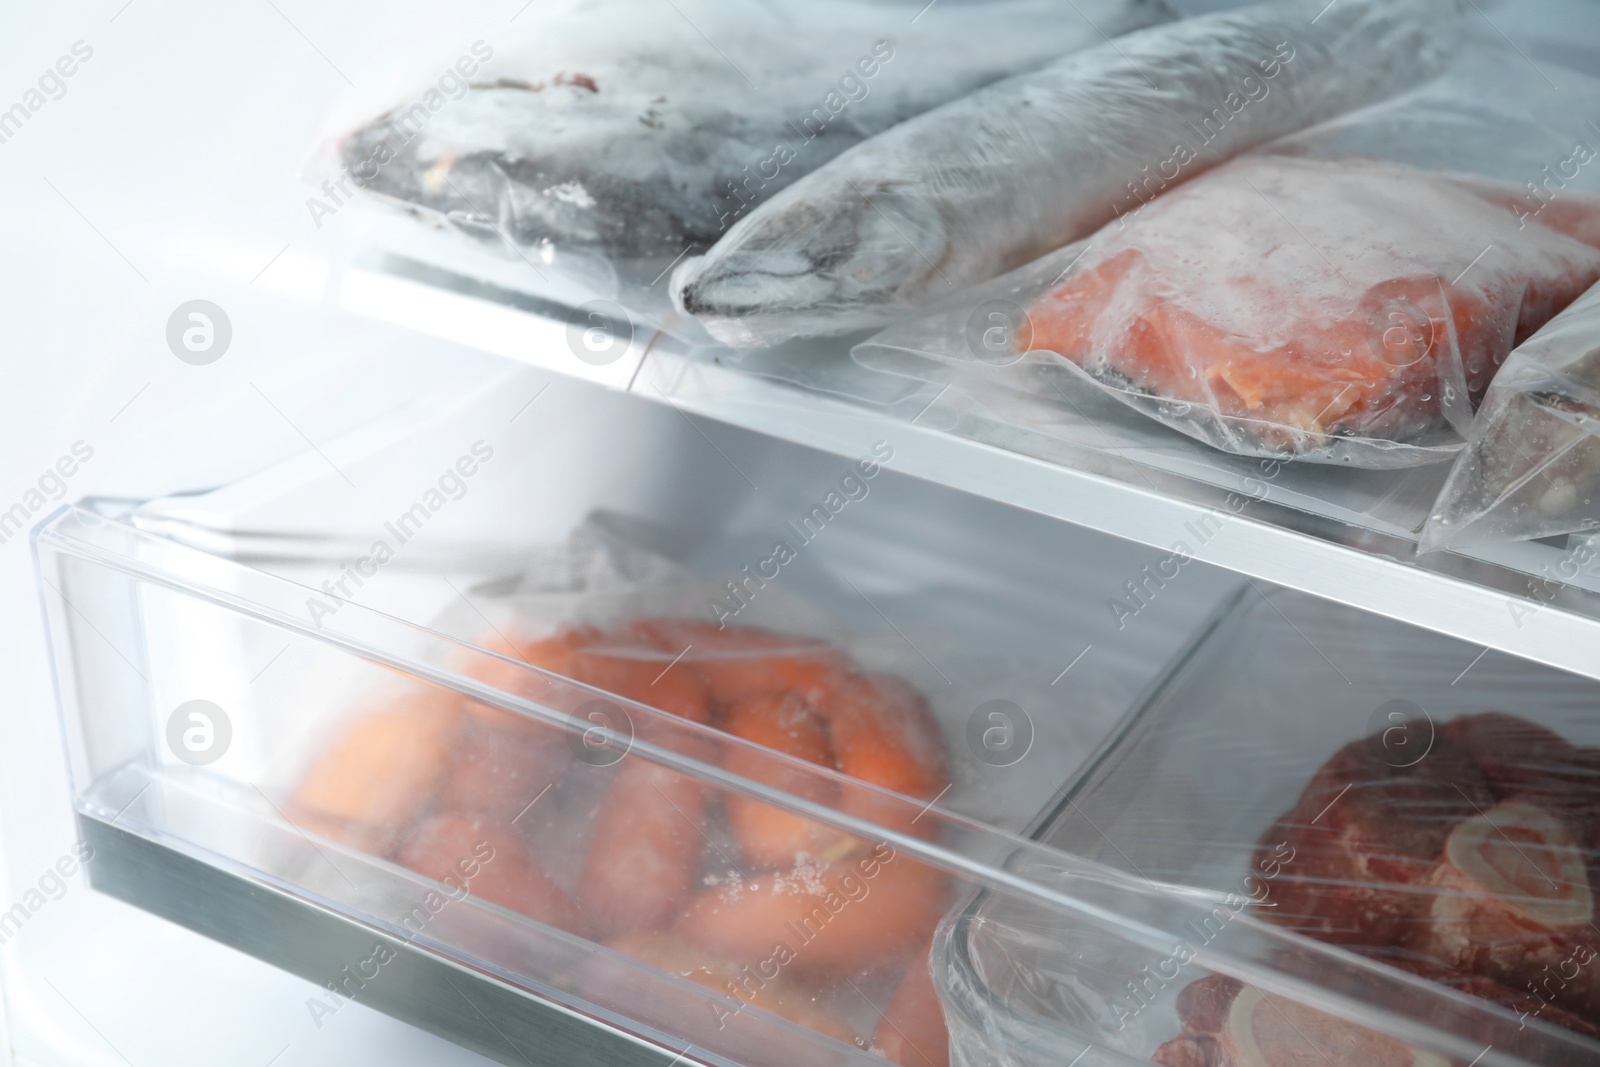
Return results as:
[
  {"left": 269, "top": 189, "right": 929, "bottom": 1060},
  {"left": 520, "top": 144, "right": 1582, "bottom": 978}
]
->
[
  {"left": 340, "top": 0, "right": 1174, "bottom": 304},
  {"left": 673, "top": 0, "right": 1466, "bottom": 346}
]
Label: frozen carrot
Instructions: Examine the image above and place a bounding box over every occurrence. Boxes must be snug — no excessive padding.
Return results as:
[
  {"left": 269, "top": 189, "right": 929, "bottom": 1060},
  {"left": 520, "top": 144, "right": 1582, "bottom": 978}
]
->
[
  {"left": 723, "top": 692, "right": 842, "bottom": 868},
  {"left": 287, "top": 688, "right": 464, "bottom": 855},
  {"left": 625, "top": 618, "right": 849, "bottom": 710},
  {"left": 398, "top": 812, "right": 582, "bottom": 933},
  {"left": 674, "top": 844, "right": 948, "bottom": 976},
  {"left": 872, "top": 952, "right": 950, "bottom": 1067},
  {"left": 571, "top": 640, "right": 712, "bottom": 724},
  {"left": 463, "top": 626, "right": 601, "bottom": 699},
  {"left": 436, "top": 701, "right": 563, "bottom": 823},
  {"left": 578, "top": 740, "right": 718, "bottom": 939},
  {"left": 827, "top": 674, "right": 947, "bottom": 801}
]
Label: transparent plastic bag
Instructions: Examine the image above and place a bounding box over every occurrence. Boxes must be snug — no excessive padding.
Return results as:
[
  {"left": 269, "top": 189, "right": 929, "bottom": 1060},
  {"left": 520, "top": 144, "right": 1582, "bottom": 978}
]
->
[
  {"left": 670, "top": 0, "right": 1463, "bottom": 346},
  {"left": 281, "top": 514, "right": 1146, "bottom": 1063},
  {"left": 1422, "top": 280, "right": 1600, "bottom": 550},
  {"left": 856, "top": 46, "right": 1600, "bottom": 468},
  {"left": 322, "top": 0, "right": 1174, "bottom": 340},
  {"left": 935, "top": 589, "right": 1600, "bottom": 1066}
]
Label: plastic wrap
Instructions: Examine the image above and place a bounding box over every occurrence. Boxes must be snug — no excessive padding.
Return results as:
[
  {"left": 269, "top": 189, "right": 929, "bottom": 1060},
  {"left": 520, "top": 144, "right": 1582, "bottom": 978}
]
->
[
  {"left": 280, "top": 521, "right": 960, "bottom": 1062},
  {"left": 856, "top": 46, "right": 1600, "bottom": 467},
  {"left": 327, "top": 0, "right": 1174, "bottom": 338},
  {"left": 1422, "top": 280, "right": 1600, "bottom": 550},
  {"left": 670, "top": 0, "right": 1463, "bottom": 346},
  {"left": 937, "top": 588, "right": 1600, "bottom": 1066}
]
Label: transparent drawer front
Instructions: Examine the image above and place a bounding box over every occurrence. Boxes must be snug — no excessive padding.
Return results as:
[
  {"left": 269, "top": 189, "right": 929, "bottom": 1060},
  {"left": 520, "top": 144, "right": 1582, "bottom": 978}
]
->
[{"left": 39, "top": 502, "right": 1600, "bottom": 1067}]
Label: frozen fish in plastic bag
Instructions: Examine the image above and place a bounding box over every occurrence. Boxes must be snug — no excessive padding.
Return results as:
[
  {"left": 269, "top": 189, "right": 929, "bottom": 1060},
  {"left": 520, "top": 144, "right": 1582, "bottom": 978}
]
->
[
  {"left": 1422, "top": 280, "right": 1600, "bottom": 550},
  {"left": 856, "top": 58, "right": 1600, "bottom": 467},
  {"left": 672, "top": 0, "right": 1464, "bottom": 346},
  {"left": 328, "top": 0, "right": 1175, "bottom": 337}
]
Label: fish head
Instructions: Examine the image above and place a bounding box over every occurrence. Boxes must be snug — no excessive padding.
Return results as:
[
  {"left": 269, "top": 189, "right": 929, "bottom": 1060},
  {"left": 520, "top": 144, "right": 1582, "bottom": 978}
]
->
[
  {"left": 673, "top": 174, "right": 948, "bottom": 344},
  {"left": 340, "top": 84, "right": 704, "bottom": 267}
]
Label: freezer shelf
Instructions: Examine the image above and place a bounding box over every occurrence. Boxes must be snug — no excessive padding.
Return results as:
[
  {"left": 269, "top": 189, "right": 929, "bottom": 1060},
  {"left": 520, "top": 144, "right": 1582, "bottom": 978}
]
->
[{"left": 226, "top": 237, "right": 1600, "bottom": 688}]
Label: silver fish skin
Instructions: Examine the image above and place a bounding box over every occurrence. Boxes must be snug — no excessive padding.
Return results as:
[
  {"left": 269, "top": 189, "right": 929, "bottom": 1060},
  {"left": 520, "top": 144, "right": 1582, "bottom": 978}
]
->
[
  {"left": 673, "top": 0, "right": 1466, "bottom": 346},
  {"left": 341, "top": 0, "right": 1175, "bottom": 290}
]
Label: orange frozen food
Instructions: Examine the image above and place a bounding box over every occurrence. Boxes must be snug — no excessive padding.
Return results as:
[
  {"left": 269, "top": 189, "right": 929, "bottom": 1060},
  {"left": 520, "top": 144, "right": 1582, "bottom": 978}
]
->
[
  {"left": 286, "top": 688, "right": 464, "bottom": 854},
  {"left": 1027, "top": 155, "right": 1600, "bottom": 457},
  {"left": 397, "top": 811, "right": 581, "bottom": 933},
  {"left": 673, "top": 844, "right": 949, "bottom": 976}
]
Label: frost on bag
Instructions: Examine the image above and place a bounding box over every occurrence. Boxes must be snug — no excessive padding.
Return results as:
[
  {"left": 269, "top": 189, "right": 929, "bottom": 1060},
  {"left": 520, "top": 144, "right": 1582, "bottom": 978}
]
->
[
  {"left": 672, "top": 0, "right": 1462, "bottom": 347},
  {"left": 853, "top": 42, "right": 1600, "bottom": 468},
  {"left": 1022, "top": 156, "right": 1600, "bottom": 466},
  {"left": 325, "top": 0, "right": 1173, "bottom": 337},
  {"left": 288, "top": 516, "right": 960, "bottom": 1059},
  {"left": 859, "top": 154, "right": 1600, "bottom": 467},
  {"left": 1422, "top": 281, "right": 1600, "bottom": 550}
]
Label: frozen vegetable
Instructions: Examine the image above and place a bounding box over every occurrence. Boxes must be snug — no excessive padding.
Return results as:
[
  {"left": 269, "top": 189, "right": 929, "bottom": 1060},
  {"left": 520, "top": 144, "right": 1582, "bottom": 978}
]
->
[
  {"left": 397, "top": 812, "right": 581, "bottom": 932},
  {"left": 285, "top": 688, "right": 463, "bottom": 855},
  {"left": 874, "top": 953, "right": 951, "bottom": 1067},
  {"left": 579, "top": 739, "right": 719, "bottom": 939},
  {"left": 285, "top": 612, "right": 955, "bottom": 1055}
]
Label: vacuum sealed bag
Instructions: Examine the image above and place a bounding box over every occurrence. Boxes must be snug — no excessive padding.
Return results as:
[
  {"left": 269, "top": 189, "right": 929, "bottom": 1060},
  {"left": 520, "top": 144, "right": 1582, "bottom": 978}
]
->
[
  {"left": 671, "top": 0, "right": 1463, "bottom": 346},
  {"left": 1422, "top": 281, "right": 1600, "bottom": 550},
  {"left": 857, "top": 45, "right": 1600, "bottom": 467},
  {"left": 325, "top": 0, "right": 1174, "bottom": 337}
]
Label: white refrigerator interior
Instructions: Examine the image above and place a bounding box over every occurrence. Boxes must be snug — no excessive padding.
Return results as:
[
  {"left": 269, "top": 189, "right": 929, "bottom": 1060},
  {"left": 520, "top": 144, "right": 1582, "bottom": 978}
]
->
[{"left": 6, "top": 1, "right": 1600, "bottom": 1065}]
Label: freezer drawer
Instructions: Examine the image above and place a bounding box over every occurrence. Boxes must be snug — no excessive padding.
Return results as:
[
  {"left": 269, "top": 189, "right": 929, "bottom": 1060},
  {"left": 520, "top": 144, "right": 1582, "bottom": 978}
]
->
[{"left": 34, "top": 375, "right": 1588, "bottom": 1067}]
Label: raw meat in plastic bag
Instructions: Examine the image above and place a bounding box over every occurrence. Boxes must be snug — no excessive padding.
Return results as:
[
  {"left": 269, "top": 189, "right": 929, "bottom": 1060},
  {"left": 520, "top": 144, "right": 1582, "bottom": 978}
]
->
[
  {"left": 1256, "top": 712, "right": 1600, "bottom": 1042},
  {"left": 1019, "top": 155, "right": 1600, "bottom": 465},
  {"left": 332, "top": 0, "right": 1175, "bottom": 336},
  {"left": 672, "top": 0, "right": 1463, "bottom": 346},
  {"left": 1422, "top": 280, "right": 1600, "bottom": 550},
  {"left": 1153, "top": 975, "right": 1452, "bottom": 1067}
]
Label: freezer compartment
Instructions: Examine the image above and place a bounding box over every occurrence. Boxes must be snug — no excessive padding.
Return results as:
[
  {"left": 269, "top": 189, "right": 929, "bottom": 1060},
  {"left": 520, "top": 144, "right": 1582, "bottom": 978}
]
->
[
  {"left": 944, "top": 587, "right": 1600, "bottom": 1065},
  {"left": 37, "top": 375, "right": 1588, "bottom": 1067},
  {"left": 33, "top": 375, "right": 1231, "bottom": 1066},
  {"left": 38, "top": 500, "right": 1023, "bottom": 1067}
]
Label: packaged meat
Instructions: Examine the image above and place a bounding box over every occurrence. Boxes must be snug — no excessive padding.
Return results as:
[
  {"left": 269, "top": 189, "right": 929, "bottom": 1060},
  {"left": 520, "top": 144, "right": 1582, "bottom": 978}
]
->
[
  {"left": 672, "top": 0, "right": 1462, "bottom": 346},
  {"left": 1031, "top": 158, "right": 1600, "bottom": 464},
  {"left": 1422, "top": 280, "right": 1600, "bottom": 550},
  {"left": 328, "top": 0, "right": 1174, "bottom": 337},
  {"left": 1262, "top": 717, "right": 1600, "bottom": 1032},
  {"left": 934, "top": 587, "right": 1600, "bottom": 1066},
  {"left": 854, "top": 43, "right": 1600, "bottom": 468},
  {"left": 1153, "top": 975, "right": 1451, "bottom": 1067}
]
